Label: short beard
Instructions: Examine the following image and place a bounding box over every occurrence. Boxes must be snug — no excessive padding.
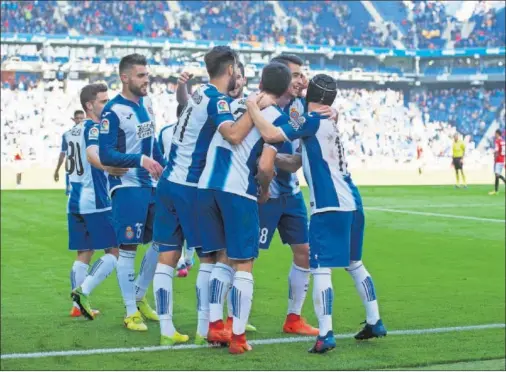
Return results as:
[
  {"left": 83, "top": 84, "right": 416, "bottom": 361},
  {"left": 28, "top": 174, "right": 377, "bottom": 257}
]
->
[
  {"left": 227, "top": 76, "right": 237, "bottom": 93},
  {"left": 130, "top": 84, "right": 147, "bottom": 97}
]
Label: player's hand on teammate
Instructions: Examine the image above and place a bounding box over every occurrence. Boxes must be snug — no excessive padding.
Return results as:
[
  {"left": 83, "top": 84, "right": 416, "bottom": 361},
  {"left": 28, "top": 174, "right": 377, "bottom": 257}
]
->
[
  {"left": 54, "top": 171, "right": 59, "bottom": 182},
  {"left": 103, "top": 166, "right": 129, "bottom": 177},
  {"left": 177, "top": 72, "right": 194, "bottom": 86},
  {"left": 257, "top": 186, "right": 270, "bottom": 204},
  {"left": 314, "top": 105, "right": 338, "bottom": 123},
  {"left": 141, "top": 156, "right": 163, "bottom": 180}
]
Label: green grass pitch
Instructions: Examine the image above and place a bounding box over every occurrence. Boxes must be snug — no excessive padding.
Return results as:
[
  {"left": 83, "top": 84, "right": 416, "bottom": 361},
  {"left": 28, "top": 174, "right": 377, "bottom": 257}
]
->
[{"left": 1, "top": 186, "right": 504, "bottom": 370}]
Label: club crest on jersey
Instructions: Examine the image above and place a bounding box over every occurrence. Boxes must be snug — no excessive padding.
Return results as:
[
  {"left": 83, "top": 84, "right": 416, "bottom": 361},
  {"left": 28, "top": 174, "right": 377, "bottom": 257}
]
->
[
  {"left": 88, "top": 127, "right": 99, "bottom": 140},
  {"left": 136, "top": 121, "right": 154, "bottom": 139},
  {"left": 125, "top": 226, "right": 134, "bottom": 240},
  {"left": 217, "top": 99, "right": 230, "bottom": 114},
  {"left": 290, "top": 107, "right": 300, "bottom": 121},
  {"left": 100, "top": 119, "right": 110, "bottom": 134},
  {"left": 192, "top": 90, "right": 202, "bottom": 104}
]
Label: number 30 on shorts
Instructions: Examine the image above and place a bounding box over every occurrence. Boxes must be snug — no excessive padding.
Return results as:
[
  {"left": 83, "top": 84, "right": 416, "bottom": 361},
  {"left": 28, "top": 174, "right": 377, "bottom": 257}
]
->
[{"left": 259, "top": 228, "right": 269, "bottom": 244}]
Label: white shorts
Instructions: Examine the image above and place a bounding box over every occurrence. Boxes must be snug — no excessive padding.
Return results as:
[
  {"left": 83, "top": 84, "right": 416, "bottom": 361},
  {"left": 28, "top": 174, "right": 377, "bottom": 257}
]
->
[
  {"left": 15, "top": 160, "right": 27, "bottom": 173},
  {"left": 494, "top": 163, "right": 504, "bottom": 175}
]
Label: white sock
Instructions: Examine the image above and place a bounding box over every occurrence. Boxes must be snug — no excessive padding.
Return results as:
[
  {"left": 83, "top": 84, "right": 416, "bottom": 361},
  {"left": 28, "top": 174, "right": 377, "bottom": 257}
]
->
[
  {"left": 346, "top": 261, "right": 380, "bottom": 325},
  {"left": 226, "top": 268, "right": 236, "bottom": 318},
  {"left": 185, "top": 246, "right": 195, "bottom": 265},
  {"left": 81, "top": 254, "right": 117, "bottom": 295},
  {"left": 311, "top": 268, "right": 333, "bottom": 337},
  {"left": 287, "top": 263, "right": 310, "bottom": 316},
  {"left": 153, "top": 263, "right": 175, "bottom": 337},
  {"left": 116, "top": 249, "right": 137, "bottom": 317},
  {"left": 231, "top": 271, "right": 254, "bottom": 336},
  {"left": 176, "top": 252, "right": 186, "bottom": 269},
  {"left": 209, "top": 263, "right": 234, "bottom": 323},
  {"left": 134, "top": 243, "right": 159, "bottom": 301},
  {"left": 71, "top": 261, "right": 89, "bottom": 308},
  {"left": 196, "top": 263, "right": 214, "bottom": 337}
]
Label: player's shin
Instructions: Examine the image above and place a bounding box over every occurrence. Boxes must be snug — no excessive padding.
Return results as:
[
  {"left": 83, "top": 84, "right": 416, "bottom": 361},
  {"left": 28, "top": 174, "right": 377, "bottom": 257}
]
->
[
  {"left": 134, "top": 243, "right": 159, "bottom": 301},
  {"left": 153, "top": 263, "right": 175, "bottom": 337},
  {"left": 196, "top": 261, "right": 215, "bottom": 338},
  {"left": 116, "top": 248, "right": 137, "bottom": 316},
  {"left": 209, "top": 262, "right": 234, "bottom": 323},
  {"left": 81, "top": 252, "right": 118, "bottom": 295},
  {"left": 230, "top": 265, "right": 254, "bottom": 336},
  {"left": 495, "top": 175, "right": 500, "bottom": 192},
  {"left": 287, "top": 260, "right": 310, "bottom": 316},
  {"left": 71, "top": 259, "right": 90, "bottom": 308},
  {"left": 346, "top": 261, "right": 380, "bottom": 325},
  {"left": 311, "top": 268, "right": 333, "bottom": 337}
]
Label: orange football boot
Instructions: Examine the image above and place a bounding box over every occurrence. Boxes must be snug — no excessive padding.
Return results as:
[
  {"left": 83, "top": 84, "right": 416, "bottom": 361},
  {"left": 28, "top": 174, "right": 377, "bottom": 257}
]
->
[
  {"left": 229, "top": 333, "right": 252, "bottom": 354},
  {"left": 282, "top": 313, "right": 319, "bottom": 336}
]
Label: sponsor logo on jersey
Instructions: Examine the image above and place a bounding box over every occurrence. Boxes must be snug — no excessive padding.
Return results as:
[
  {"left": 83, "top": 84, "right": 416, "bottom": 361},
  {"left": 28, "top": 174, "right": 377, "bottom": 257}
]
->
[
  {"left": 192, "top": 90, "right": 203, "bottom": 104},
  {"left": 88, "top": 127, "right": 99, "bottom": 140},
  {"left": 148, "top": 106, "right": 154, "bottom": 115},
  {"left": 125, "top": 226, "right": 134, "bottom": 240},
  {"left": 136, "top": 121, "right": 154, "bottom": 139},
  {"left": 71, "top": 126, "right": 82, "bottom": 136},
  {"left": 100, "top": 119, "right": 110, "bottom": 134},
  {"left": 125, "top": 113, "right": 133, "bottom": 120},
  {"left": 217, "top": 99, "right": 231, "bottom": 114}
]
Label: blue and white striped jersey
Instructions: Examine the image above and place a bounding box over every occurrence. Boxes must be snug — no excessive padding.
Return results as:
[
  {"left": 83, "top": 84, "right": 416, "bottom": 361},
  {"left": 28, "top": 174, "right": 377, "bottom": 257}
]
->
[
  {"left": 61, "top": 130, "right": 70, "bottom": 153},
  {"left": 65, "top": 119, "right": 111, "bottom": 214},
  {"left": 270, "top": 97, "right": 305, "bottom": 198},
  {"left": 198, "top": 98, "right": 286, "bottom": 201},
  {"left": 279, "top": 112, "right": 362, "bottom": 214},
  {"left": 99, "top": 94, "right": 165, "bottom": 194},
  {"left": 163, "top": 84, "right": 235, "bottom": 187},
  {"left": 158, "top": 123, "right": 175, "bottom": 160}
]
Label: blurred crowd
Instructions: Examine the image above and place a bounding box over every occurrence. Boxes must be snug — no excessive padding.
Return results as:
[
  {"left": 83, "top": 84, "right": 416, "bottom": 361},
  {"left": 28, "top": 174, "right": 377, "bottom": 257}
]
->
[
  {"left": 2, "top": 1, "right": 504, "bottom": 48},
  {"left": 2, "top": 83, "right": 502, "bottom": 171}
]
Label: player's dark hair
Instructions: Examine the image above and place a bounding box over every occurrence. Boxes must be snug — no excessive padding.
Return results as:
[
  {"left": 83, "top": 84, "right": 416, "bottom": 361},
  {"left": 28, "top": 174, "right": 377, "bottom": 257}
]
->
[
  {"left": 270, "top": 54, "right": 304, "bottom": 67},
  {"left": 496, "top": 129, "right": 502, "bottom": 136},
  {"left": 237, "top": 61, "right": 245, "bottom": 77},
  {"left": 73, "top": 109, "right": 85, "bottom": 117},
  {"left": 260, "top": 62, "right": 292, "bottom": 98},
  {"left": 176, "top": 104, "right": 184, "bottom": 119},
  {"left": 80, "top": 83, "right": 108, "bottom": 111},
  {"left": 306, "top": 74, "right": 337, "bottom": 106},
  {"left": 204, "top": 46, "right": 238, "bottom": 79},
  {"left": 119, "top": 53, "right": 148, "bottom": 75}
]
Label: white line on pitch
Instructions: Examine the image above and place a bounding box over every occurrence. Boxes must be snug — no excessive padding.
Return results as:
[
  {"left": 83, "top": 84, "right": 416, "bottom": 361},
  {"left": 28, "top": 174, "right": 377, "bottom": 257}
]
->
[
  {"left": 367, "top": 203, "right": 503, "bottom": 209},
  {"left": 365, "top": 207, "right": 505, "bottom": 223},
  {"left": 1, "top": 323, "right": 504, "bottom": 360}
]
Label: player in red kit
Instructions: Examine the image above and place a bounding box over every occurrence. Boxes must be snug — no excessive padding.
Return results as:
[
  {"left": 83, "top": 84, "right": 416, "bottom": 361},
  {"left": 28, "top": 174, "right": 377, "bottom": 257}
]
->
[{"left": 489, "top": 129, "right": 506, "bottom": 195}]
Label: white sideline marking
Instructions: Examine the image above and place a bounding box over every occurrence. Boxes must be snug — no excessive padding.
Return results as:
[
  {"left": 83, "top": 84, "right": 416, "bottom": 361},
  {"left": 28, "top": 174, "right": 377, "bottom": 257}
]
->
[
  {"left": 365, "top": 207, "right": 505, "bottom": 223},
  {"left": 1, "top": 324, "right": 504, "bottom": 360}
]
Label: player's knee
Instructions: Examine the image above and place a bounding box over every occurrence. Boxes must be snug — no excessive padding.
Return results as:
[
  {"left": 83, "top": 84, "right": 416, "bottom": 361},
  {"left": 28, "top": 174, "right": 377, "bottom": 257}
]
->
[
  {"left": 158, "top": 249, "right": 181, "bottom": 267},
  {"left": 345, "top": 260, "right": 363, "bottom": 272},
  {"left": 216, "top": 249, "right": 229, "bottom": 264},
  {"left": 77, "top": 250, "right": 94, "bottom": 264},
  {"left": 199, "top": 254, "right": 217, "bottom": 265},
  {"left": 105, "top": 247, "right": 119, "bottom": 258},
  {"left": 232, "top": 259, "right": 254, "bottom": 273},
  {"left": 291, "top": 243, "right": 309, "bottom": 268}
]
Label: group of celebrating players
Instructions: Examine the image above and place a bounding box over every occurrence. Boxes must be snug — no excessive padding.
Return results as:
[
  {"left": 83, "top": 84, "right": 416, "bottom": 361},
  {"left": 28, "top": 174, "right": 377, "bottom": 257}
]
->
[{"left": 59, "top": 46, "right": 387, "bottom": 355}]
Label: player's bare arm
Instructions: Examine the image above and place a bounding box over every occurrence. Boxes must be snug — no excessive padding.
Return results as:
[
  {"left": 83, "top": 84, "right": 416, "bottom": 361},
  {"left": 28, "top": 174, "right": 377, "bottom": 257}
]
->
[
  {"left": 176, "top": 72, "right": 193, "bottom": 107},
  {"left": 275, "top": 153, "right": 302, "bottom": 173},
  {"left": 219, "top": 93, "right": 275, "bottom": 145},
  {"left": 54, "top": 152, "right": 66, "bottom": 182},
  {"left": 86, "top": 145, "right": 128, "bottom": 177},
  {"left": 246, "top": 95, "right": 286, "bottom": 143},
  {"left": 256, "top": 145, "right": 277, "bottom": 204}
]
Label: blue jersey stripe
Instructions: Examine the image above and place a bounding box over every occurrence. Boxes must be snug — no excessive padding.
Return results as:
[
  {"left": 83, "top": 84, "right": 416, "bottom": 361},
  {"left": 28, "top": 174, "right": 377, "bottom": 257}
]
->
[
  {"left": 90, "top": 166, "right": 109, "bottom": 209},
  {"left": 187, "top": 117, "right": 217, "bottom": 184},
  {"left": 163, "top": 143, "right": 178, "bottom": 179},
  {"left": 207, "top": 146, "right": 232, "bottom": 190},
  {"left": 69, "top": 182, "right": 83, "bottom": 213},
  {"left": 245, "top": 138, "right": 265, "bottom": 197},
  {"left": 305, "top": 137, "right": 339, "bottom": 209},
  {"left": 343, "top": 175, "right": 363, "bottom": 209}
]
